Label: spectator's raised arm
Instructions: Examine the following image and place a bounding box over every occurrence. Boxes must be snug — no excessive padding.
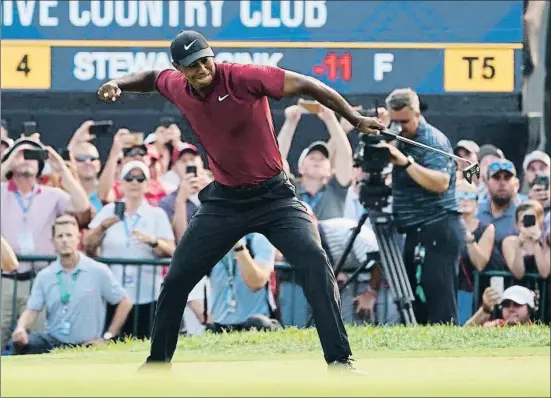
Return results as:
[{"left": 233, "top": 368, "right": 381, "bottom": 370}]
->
[
  {"left": 277, "top": 104, "right": 302, "bottom": 162},
  {"left": 317, "top": 105, "right": 353, "bottom": 186},
  {"left": 45, "top": 147, "right": 91, "bottom": 213},
  {"left": 97, "top": 129, "right": 129, "bottom": 202}
]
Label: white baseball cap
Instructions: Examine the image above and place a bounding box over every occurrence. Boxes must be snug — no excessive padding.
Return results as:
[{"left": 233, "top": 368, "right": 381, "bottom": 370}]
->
[
  {"left": 120, "top": 160, "right": 150, "bottom": 180},
  {"left": 523, "top": 150, "right": 550, "bottom": 171},
  {"left": 500, "top": 285, "right": 535, "bottom": 308},
  {"left": 144, "top": 133, "right": 157, "bottom": 145}
]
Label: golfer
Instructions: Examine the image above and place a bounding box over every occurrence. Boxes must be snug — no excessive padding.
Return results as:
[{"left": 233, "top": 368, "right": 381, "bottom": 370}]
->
[{"left": 98, "top": 30, "right": 384, "bottom": 373}]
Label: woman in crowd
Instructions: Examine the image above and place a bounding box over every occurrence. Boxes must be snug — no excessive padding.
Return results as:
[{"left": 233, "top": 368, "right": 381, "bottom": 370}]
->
[
  {"left": 503, "top": 200, "right": 550, "bottom": 280},
  {"left": 456, "top": 180, "right": 495, "bottom": 325},
  {"left": 84, "top": 161, "right": 175, "bottom": 339}
]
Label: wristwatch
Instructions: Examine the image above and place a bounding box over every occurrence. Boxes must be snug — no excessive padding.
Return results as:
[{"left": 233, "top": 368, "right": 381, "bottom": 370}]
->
[
  {"left": 404, "top": 155, "right": 415, "bottom": 169},
  {"left": 234, "top": 245, "right": 245, "bottom": 252},
  {"left": 103, "top": 331, "right": 114, "bottom": 341},
  {"left": 399, "top": 155, "right": 415, "bottom": 169}
]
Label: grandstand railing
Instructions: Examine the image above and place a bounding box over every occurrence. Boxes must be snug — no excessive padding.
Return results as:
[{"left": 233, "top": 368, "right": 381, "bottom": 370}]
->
[{"left": 3, "top": 255, "right": 548, "bottom": 343}]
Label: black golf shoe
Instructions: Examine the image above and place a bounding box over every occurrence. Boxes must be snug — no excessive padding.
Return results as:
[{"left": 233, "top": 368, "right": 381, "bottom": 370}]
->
[{"left": 328, "top": 358, "right": 367, "bottom": 376}]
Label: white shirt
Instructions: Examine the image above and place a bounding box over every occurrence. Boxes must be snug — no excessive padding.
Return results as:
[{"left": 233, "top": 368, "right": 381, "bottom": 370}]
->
[
  {"left": 88, "top": 200, "right": 175, "bottom": 304},
  {"left": 183, "top": 276, "right": 210, "bottom": 335}
]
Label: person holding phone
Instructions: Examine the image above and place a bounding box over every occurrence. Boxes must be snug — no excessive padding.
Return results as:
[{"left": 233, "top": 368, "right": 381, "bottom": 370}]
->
[
  {"left": 85, "top": 161, "right": 176, "bottom": 339},
  {"left": 277, "top": 99, "right": 354, "bottom": 220},
  {"left": 522, "top": 150, "right": 550, "bottom": 213},
  {"left": 455, "top": 180, "right": 495, "bottom": 325},
  {"left": 97, "top": 129, "right": 168, "bottom": 206},
  {"left": 502, "top": 200, "right": 550, "bottom": 280},
  {"left": 0, "top": 138, "right": 91, "bottom": 349},
  {"left": 158, "top": 143, "right": 211, "bottom": 242},
  {"left": 465, "top": 285, "right": 536, "bottom": 327}
]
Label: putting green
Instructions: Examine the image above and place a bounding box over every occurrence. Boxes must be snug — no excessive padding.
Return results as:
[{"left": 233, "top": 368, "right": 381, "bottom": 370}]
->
[{"left": 2, "top": 348, "right": 549, "bottom": 397}]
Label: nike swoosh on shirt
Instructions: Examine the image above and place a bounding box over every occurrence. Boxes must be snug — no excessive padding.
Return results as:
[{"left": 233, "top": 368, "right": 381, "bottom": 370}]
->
[
  {"left": 184, "top": 39, "right": 198, "bottom": 50},
  {"left": 218, "top": 94, "right": 229, "bottom": 102}
]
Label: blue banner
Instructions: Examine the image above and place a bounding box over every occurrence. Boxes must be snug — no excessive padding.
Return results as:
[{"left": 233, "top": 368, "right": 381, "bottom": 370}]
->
[{"left": 1, "top": 0, "right": 523, "bottom": 42}]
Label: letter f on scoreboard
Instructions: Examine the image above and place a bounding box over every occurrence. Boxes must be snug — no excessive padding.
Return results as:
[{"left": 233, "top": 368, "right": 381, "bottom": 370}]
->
[{"left": 374, "top": 53, "right": 394, "bottom": 82}]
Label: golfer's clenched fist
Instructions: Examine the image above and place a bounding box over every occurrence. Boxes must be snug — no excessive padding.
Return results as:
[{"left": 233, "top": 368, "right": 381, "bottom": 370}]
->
[{"left": 97, "top": 81, "right": 122, "bottom": 102}]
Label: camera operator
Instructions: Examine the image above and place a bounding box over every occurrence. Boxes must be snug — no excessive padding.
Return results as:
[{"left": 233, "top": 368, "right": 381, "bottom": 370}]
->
[
  {"left": 502, "top": 200, "right": 550, "bottom": 280},
  {"left": 377, "top": 88, "right": 463, "bottom": 325}
]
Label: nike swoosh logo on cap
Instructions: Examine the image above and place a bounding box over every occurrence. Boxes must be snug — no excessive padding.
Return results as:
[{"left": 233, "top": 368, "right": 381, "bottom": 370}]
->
[
  {"left": 218, "top": 94, "right": 229, "bottom": 102},
  {"left": 184, "top": 39, "right": 198, "bottom": 51}
]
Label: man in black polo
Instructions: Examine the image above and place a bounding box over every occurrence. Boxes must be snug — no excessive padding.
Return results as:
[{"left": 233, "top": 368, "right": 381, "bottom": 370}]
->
[
  {"left": 378, "top": 88, "right": 464, "bottom": 325},
  {"left": 97, "top": 30, "right": 385, "bottom": 372}
]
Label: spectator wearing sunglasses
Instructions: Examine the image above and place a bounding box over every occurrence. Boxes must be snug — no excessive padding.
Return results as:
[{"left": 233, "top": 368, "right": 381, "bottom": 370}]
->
[
  {"left": 476, "top": 145, "right": 505, "bottom": 202},
  {"left": 455, "top": 180, "right": 495, "bottom": 325},
  {"left": 465, "top": 285, "right": 536, "bottom": 327},
  {"left": 98, "top": 129, "right": 168, "bottom": 207},
  {"left": 85, "top": 161, "right": 176, "bottom": 339},
  {"left": 522, "top": 151, "right": 550, "bottom": 213},
  {"left": 502, "top": 200, "right": 550, "bottom": 280}
]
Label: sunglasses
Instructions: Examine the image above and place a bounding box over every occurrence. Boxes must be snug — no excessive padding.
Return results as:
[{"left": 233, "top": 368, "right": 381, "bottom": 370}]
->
[
  {"left": 456, "top": 191, "right": 478, "bottom": 201},
  {"left": 488, "top": 161, "right": 514, "bottom": 177},
  {"left": 123, "top": 174, "right": 146, "bottom": 183},
  {"left": 74, "top": 154, "right": 99, "bottom": 162},
  {"left": 123, "top": 147, "right": 147, "bottom": 158}
]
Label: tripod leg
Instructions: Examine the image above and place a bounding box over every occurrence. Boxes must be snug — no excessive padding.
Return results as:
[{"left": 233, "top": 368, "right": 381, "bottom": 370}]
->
[{"left": 371, "top": 216, "right": 417, "bottom": 326}]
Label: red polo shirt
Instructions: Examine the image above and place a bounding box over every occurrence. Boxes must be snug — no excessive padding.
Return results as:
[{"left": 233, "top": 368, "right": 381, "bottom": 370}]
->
[{"left": 155, "top": 62, "right": 285, "bottom": 187}]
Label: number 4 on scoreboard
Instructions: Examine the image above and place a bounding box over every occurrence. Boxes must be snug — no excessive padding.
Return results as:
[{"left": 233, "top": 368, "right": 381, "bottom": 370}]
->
[
  {"left": 0, "top": 44, "right": 51, "bottom": 89},
  {"left": 16, "top": 54, "right": 31, "bottom": 77}
]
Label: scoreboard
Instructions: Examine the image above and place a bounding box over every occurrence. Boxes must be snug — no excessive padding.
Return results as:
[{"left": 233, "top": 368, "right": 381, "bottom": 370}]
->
[{"left": 0, "top": 0, "right": 524, "bottom": 94}]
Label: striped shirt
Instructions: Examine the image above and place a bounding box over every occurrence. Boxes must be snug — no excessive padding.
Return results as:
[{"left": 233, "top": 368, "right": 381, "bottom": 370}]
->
[
  {"left": 318, "top": 218, "right": 379, "bottom": 274},
  {"left": 392, "top": 117, "right": 458, "bottom": 229}
]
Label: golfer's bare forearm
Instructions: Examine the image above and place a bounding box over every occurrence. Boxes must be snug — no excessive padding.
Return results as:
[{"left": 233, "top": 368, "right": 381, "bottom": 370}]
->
[
  {"left": 106, "top": 296, "right": 133, "bottom": 335},
  {"left": 112, "top": 71, "right": 160, "bottom": 93},
  {"left": 283, "top": 71, "right": 362, "bottom": 127}
]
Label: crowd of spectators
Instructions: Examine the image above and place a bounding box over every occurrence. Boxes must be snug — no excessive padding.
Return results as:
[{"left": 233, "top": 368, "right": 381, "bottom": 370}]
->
[{"left": 0, "top": 87, "right": 549, "bottom": 355}]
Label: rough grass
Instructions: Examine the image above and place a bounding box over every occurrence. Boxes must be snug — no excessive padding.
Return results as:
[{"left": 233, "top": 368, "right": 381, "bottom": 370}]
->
[{"left": 2, "top": 325, "right": 550, "bottom": 397}]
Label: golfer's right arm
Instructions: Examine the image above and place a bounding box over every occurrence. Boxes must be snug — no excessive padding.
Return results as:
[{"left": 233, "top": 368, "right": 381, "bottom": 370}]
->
[{"left": 98, "top": 71, "right": 162, "bottom": 97}]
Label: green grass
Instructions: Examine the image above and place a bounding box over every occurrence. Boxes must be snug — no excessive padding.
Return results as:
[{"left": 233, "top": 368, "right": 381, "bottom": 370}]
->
[{"left": 2, "top": 325, "right": 550, "bottom": 397}]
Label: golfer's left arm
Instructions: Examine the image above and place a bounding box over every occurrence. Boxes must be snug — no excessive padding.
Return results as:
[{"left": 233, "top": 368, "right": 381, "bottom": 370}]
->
[
  {"left": 282, "top": 71, "right": 365, "bottom": 132},
  {"left": 236, "top": 236, "right": 275, "bottom": 292}
]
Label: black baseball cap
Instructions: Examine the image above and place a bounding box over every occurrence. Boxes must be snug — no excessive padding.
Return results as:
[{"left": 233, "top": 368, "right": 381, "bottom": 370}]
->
[{"left": 170, "top": 30, "right": 214, "bottom": 67}]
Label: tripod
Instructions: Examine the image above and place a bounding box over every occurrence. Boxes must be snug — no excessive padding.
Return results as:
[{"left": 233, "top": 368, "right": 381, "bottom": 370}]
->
[{"left": 306, "top": 186, "right": 417, "bottom": 327}]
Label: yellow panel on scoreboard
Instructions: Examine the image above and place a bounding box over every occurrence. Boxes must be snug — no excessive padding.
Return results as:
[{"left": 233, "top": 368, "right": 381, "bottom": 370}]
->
[
  {"left": 444, "top": 48, "right": 514, "bottom": 92},
  {"left": 1, "top": 43, "right": 52, "bottom": 89}
]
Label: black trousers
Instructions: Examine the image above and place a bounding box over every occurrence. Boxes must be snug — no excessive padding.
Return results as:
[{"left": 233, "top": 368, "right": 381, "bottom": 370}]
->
[
  {"left": 402, "top": 213, "right": 464, "bottom": 325},
  {"left": 147, "top": 172, "right": 351, "bottom": 364}
]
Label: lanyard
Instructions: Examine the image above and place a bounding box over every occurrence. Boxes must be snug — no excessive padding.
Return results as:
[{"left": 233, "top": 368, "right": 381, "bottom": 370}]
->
[
  {"left": 122, "top": 214, "right": 141, "bottom": 240},
  {"left": 300, "top": 190, "right": 324, "bottom": 211},
  {"left": 56, "top": 270, "right": 81, "bottom": 306},
  {"left": 14, "top": 187, "right": 37, "bottom": 214},
  {"left": 222, "top": 254, "right": 237, "bottom": 280}
]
